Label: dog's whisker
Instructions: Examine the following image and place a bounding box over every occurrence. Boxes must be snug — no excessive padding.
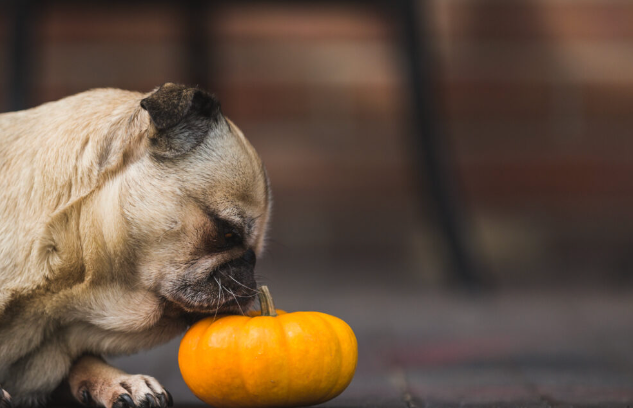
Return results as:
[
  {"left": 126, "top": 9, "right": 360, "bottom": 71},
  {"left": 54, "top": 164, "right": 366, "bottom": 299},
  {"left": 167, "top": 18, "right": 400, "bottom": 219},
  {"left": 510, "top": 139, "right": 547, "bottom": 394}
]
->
[
  {"left": 217, "top": 281, "right": 258, "bottom": 299},
  {"left": 219, "top": 270, "right": 258, "bottom": 293},
  {"left": 218, "top": 278, "right": 226, "bottom": 311},
  {"left": 212, "top": 277, "right": 222, "bottom": 321},
  {"left": 225, "top": 287, "right": 246, "bottom": 316},
  {"left": 223, "top": 265, "right": 259, "bottom": 294}
]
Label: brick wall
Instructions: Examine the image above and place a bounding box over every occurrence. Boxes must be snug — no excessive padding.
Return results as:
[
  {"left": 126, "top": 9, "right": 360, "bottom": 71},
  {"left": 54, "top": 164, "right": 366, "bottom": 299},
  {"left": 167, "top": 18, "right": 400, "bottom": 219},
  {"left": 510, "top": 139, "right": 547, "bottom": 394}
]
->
[
  {"left": 433, "top": 0, "right": 633, "bottom": 283},
  {"left": 1, "top": 1, "right": 633, "bottom": 285}
]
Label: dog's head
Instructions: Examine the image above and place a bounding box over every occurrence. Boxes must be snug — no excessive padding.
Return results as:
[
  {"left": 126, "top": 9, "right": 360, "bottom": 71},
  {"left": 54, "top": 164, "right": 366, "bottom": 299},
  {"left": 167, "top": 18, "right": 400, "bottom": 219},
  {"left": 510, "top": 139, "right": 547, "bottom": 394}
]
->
[{"left": 115, "top": 83, "right": 270, "bottom": 315}]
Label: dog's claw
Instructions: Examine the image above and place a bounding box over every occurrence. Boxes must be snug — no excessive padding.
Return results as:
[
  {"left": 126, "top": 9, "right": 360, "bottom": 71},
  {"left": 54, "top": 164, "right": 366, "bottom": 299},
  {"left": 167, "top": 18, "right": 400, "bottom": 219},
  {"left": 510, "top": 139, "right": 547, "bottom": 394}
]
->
[
  {"left": 156, "top": 393, "right": 167, "bottom": 408},
  {"left": 113, "top": 394, "right": 136, "bottom": 408},
  {"left": 146, "top": 393, "right": 159, "bottom": 408},
  {"left": 0, "top": 388, "right": 12, "bottom": 408},
  {"left": 80, "top": 389, "right": 93, "bottom": 406},
  {"left": 137, "top": 394, "right": 151, "bottom": 408}
]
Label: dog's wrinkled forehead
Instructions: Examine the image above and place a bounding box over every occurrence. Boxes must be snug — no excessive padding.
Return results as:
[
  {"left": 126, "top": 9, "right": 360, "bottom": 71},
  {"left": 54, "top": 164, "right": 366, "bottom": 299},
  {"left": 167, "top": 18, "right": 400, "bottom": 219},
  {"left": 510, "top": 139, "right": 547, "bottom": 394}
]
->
[
  {"left": 184, "top": 121, "right": 267, "bottom": 213},
  {"left": 141, "top": 83, "right": 269, "bottom": 217}
]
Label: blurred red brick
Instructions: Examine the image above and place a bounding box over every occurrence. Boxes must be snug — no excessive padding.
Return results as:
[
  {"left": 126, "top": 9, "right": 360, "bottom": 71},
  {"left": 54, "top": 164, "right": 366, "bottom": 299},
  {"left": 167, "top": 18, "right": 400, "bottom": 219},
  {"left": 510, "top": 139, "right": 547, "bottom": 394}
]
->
[
  {"left": 212, "top": 4, "right": 393, "bottom": 41},
  {"left": 219, "top": 83, "right": 405, "bottom": 123},
  {"left": 441, "top": 80, "right": 552, "bottom": 121},
  {"left": 459, "top": 157, "right": 633, "bottom": 209},
  {"left": 41, "top": 4, "right": 185, "bottom": 42},
  {"left": 582, "top": 83, "right": 633, "bottom": 119},
  {"left": 436, "top": 0, "right": 633, "bottom": 42}
]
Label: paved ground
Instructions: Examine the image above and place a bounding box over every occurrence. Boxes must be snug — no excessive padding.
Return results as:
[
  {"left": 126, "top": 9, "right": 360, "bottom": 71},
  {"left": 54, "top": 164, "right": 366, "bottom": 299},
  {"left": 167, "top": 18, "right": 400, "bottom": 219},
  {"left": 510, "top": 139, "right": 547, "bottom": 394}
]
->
[
  {"left": 316, "top": 288, "right": 633, "bottom": 408},
  {"left": 111, "top": 267, "right": 633, "bottom": 408}
]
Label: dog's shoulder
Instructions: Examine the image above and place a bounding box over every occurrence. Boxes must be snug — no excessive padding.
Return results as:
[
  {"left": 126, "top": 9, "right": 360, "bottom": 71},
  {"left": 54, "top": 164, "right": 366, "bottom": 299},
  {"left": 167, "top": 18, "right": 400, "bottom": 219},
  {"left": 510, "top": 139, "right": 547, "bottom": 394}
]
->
[{"left": 0, "top": 88, "right": 151, "bottom": 314}]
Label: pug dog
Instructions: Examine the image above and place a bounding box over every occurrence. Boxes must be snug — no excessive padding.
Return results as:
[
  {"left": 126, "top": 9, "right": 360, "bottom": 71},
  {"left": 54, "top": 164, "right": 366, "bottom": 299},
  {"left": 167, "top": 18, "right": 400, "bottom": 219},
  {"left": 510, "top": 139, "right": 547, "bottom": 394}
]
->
[{"left": 0, "top": 83, "right": 271, "bottom": 407}]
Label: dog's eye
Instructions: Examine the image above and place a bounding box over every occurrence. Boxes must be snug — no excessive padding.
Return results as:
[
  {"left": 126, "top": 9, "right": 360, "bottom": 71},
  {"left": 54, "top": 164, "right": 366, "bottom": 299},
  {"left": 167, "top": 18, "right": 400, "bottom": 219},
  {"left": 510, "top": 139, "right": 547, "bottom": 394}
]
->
[
  {"left": 224, "top": 231, "right": 238, "bottom": 242},
  {"left": 221, "top": 230, "right": 241, "bottom": 248},
  {"left": 214, "top": 218, "right": 243, "bottom": 249}
]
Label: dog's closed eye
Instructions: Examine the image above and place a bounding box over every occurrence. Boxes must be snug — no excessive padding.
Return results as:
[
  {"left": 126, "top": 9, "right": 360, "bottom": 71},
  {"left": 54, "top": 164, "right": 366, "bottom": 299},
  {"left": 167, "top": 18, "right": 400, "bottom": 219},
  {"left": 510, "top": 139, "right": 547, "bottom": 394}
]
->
[{"left": 213, "top": 218, "right": 243, "bottom": 250}]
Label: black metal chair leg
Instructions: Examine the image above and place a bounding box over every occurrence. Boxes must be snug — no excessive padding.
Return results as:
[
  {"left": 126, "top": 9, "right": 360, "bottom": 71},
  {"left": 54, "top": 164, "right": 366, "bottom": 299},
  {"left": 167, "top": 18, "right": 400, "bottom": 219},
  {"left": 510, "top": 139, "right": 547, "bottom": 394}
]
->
[
  {"left": 8, "top": 0, "right": 34, "bottom": 112},
  {"left": 397, "top": 0, "right": 484, "bottom": 287}
]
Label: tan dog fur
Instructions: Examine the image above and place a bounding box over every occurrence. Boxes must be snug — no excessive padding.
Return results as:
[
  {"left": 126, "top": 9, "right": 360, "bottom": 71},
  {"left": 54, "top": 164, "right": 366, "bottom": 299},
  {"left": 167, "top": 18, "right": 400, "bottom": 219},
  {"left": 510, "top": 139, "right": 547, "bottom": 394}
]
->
[{"left": 0, "top": 85, "right": 270, "bottom": 407}]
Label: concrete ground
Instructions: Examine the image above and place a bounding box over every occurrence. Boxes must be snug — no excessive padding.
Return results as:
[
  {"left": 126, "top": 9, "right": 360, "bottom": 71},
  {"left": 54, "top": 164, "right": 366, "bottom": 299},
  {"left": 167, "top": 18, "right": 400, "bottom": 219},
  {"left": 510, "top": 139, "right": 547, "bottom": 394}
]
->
[
  {"left": 110, "top": 262, "right": 633, "bottom": 408},
  {"left": 317, "top": 290, "right": 633, "bottom": 408}
]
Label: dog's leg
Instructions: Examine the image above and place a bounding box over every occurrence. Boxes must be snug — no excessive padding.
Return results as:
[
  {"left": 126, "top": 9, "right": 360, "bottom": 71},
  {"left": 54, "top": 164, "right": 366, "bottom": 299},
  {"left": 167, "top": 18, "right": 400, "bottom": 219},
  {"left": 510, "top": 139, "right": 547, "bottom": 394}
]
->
[
  {"left": 2, "top": 337, "right": 73, "bottom": 407},
  {"left": 68, "top": 355, "right": 172, "bottom": 408},
  {"left": 0, "top": 387, "right": 11, "bottom": 408}
]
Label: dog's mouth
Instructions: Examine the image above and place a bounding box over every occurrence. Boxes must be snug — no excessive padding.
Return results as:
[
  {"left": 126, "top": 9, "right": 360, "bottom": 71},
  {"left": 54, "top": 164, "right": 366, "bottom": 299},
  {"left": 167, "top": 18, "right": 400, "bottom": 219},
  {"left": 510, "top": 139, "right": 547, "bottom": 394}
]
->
[
  {"left": 165, "top": 287, "right": 256, "bottom": 317},
  {"left": 163, "top": 253, "right": 258, "bottom": 318},
  {"left": 165, "top": 276, "right": 257, "bottom": 316}
]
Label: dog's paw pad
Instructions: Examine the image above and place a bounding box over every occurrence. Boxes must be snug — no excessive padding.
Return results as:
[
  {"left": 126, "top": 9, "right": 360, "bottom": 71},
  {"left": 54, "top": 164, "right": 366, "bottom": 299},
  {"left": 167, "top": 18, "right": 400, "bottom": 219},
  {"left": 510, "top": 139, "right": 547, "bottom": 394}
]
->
[{"left": 0, "top": 388, "right": 12, "bottom": 408}]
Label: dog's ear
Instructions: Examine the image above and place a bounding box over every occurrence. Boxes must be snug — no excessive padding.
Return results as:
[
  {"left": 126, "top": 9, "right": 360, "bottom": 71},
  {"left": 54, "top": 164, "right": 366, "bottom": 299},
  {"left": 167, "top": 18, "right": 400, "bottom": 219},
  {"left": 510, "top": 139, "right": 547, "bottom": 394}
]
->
[
  {"left": 140, "top": 83, "right": 220, "bottom": 130},
  {"left": 140, "top": 83, "right": 221, "bottom": 158}
]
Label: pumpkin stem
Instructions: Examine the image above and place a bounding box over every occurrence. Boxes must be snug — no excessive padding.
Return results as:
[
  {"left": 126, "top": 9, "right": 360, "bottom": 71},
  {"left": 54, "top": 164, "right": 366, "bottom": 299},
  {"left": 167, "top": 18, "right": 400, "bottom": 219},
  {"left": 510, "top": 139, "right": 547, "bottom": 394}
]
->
[{"left": 258, "top": 285, "right": 277, "bottom": 317}]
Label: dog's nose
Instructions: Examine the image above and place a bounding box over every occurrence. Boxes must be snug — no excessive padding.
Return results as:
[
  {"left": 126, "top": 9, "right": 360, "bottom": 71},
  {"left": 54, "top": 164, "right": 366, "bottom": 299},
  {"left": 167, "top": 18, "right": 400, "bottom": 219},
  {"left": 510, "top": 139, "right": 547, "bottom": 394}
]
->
[{"left": 242, "top": 249, "right": 256, "bottom": 265}]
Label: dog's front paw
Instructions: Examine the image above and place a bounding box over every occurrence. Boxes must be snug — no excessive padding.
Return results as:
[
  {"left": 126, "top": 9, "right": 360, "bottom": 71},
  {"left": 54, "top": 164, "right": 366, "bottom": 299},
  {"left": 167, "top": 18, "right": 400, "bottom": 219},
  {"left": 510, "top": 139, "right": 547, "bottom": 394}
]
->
[
  {"left": 0, "top": 388, "right": 12, "bottom": 408},
  {"left": 75, "top": 375, "right": 172, "bottom": 408}
]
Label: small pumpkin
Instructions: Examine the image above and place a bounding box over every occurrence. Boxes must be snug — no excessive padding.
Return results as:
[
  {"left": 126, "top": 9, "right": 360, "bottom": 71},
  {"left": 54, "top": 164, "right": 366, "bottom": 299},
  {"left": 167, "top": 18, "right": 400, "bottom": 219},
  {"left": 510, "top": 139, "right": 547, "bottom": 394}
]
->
[{"left": 178, "top": 286, "right": 358, "bottom": 408}]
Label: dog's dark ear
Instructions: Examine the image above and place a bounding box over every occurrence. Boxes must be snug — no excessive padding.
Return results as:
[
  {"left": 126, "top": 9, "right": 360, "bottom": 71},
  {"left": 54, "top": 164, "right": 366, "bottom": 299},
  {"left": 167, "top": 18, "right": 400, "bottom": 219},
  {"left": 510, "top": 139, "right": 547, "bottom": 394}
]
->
[
  {"left": 140, "top": 83, "right": 220, "bottom": 130},
  {"left": 140, "top": 83, "right": 221, "bottom": 158}
]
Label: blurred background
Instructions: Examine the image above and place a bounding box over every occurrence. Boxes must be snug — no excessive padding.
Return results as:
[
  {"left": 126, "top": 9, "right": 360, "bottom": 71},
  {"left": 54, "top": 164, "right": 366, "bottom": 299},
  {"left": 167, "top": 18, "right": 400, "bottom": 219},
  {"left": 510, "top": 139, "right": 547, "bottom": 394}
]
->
[{"left": 3, "top": 0, "right": 633, "bottom": 405}]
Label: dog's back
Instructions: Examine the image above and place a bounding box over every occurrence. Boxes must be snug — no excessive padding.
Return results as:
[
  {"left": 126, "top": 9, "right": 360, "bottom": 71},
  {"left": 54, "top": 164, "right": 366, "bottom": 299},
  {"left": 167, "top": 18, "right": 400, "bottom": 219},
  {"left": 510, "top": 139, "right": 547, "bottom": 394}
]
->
[{"left": 0, "top": 89, "right": 146, "bottom": 312}]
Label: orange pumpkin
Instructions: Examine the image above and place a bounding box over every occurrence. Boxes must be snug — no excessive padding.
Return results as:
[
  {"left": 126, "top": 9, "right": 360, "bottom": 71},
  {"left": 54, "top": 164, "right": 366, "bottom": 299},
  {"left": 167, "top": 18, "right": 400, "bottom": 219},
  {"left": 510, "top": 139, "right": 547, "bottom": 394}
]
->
[{"left": 178, "top": 286, "right": 357, "bottom": 408}]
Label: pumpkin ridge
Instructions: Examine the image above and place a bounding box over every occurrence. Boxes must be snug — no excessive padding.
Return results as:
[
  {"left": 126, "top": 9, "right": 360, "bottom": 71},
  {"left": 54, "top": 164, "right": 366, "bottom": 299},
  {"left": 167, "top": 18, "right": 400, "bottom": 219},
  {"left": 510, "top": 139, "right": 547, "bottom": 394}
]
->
[
  {"left": 276, "top": 315, "right": 292, "bottom": 407},
  {"left": 191, "top": 319, "right": 207, "bottom": 394},
  {"left": 237, "top": 316, "right": 256, "bottom": 407},
  {"left": 179, "top": 316, "right": 215, "bottom": 400},
  {"left": 320, "top": 313, "right": 357, "bottom": 403},
  {"left": 287, "top": 311, "right": 336, "bottom": 402},
  {"left": 312, "top": 313, "right": 345, "bottom": 402}
]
